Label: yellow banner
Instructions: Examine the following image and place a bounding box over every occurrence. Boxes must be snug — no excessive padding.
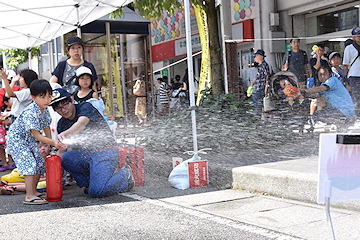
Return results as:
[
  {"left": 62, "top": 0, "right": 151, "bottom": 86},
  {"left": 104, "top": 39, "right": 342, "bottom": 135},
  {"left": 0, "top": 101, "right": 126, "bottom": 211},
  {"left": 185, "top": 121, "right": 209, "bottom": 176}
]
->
[
  {"left": 101, "top": 37, "right": 124, "bottom": 117},
  {"left": 194, "top": 5, "right": 211, "bottom": 106},
  {"left": 112, "top": 37, "right": 124, "bottom": 117}
]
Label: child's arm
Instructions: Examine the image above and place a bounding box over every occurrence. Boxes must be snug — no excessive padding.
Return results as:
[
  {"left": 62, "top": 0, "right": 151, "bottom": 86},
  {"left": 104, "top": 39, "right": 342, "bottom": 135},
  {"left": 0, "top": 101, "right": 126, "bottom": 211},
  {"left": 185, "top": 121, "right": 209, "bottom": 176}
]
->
[
  {"left": 5, "top": 76, "right": 20, "bottom": 98},
  {"left": 43, "top": 126, "right": 52, "bottom": 139},
  {"left": 0, "top": 69, "right": 17, "bottom": 98},
  {"left": 92, "top": 90, "right": 99, "bottom": 100},
  {"left": 31, "top": 129, "right": 64, "bottom": 149}
]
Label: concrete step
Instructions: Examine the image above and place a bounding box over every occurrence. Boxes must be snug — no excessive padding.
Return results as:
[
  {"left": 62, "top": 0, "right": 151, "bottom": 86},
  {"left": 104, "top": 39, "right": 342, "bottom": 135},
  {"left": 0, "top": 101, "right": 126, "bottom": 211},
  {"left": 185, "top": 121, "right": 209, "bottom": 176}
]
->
[{"left": 232, "top": 157, "right": 360, "bottom": 211}]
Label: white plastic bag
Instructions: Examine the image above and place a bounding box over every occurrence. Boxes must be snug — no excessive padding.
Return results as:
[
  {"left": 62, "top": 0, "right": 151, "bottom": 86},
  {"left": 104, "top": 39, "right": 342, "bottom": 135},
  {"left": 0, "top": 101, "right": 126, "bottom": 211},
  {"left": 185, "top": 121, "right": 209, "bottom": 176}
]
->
[{"left": 168, "top": 156, "right": 200, "bottom": 190}]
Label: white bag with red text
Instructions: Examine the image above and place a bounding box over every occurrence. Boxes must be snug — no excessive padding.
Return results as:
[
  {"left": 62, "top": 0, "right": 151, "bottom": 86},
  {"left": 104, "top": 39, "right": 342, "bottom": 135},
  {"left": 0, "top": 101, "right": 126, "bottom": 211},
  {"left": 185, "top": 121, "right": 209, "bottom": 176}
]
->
[{"left": 168, "top": 156, "right": 198, "bottom": 190}]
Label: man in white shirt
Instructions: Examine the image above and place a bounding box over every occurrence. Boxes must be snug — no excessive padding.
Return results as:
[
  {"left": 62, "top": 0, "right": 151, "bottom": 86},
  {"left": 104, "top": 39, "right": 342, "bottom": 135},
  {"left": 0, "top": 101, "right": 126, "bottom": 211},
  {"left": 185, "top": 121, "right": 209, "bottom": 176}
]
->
[{"left": 343, "top": 27, "right": 360, "bottom": 116}]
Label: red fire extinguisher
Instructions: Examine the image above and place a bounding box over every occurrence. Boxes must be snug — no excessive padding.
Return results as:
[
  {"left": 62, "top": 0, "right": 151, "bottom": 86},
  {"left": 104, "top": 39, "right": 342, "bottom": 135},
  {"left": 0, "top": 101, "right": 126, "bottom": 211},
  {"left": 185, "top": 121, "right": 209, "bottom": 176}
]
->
[
  {"left": 117, "top": 135, "right": 129, "bottom": 171},
  {"left": 130, "top": 135, "right": 145, "bottom": 187},
  {"left": 46, "top": 154, "right": 63, "bottom": 202}
]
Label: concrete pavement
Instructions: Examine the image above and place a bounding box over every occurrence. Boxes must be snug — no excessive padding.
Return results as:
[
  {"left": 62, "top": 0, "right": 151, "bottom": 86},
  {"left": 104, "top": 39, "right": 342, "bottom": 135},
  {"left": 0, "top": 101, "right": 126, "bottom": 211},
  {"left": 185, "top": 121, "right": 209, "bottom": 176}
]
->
[
  {"left": 232, "top": 156, "right": 360, "bottom": 211},
  {"left": 1, "top": 164, "right": 360, "bottom": 239},
  {"left": 155, "top": 189, "right": 360, "bottom": 240},
  {"left": 2, "top": 169, "right": 359, "bottom": 240}
]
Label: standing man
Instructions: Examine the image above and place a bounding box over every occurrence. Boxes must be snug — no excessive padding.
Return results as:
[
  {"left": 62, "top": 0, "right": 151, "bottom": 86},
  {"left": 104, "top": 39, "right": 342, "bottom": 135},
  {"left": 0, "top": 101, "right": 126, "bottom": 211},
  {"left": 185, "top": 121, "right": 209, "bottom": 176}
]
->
[
  {"left": 251, "top": 49, "right": 271, "bottom": 119},
  {"left": 343, "top": 27, "right": 360, "bottom": 116},
  {"left": 51, "top": 88, "right": 134, "bottom": 198},
  {"left": 282, "top": 38, "right": 310, "bottom": 89}
]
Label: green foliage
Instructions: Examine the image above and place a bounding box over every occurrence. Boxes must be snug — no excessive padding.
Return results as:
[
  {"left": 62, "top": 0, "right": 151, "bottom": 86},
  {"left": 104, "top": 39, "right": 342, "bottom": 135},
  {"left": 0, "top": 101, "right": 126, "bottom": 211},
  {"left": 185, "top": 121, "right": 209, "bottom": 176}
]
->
[
  {"left": 110, "top": 0, "right": 207, "bottom": 20},
  {"left": 133, "top": 0, "right": 181, "bottom": 20},
  {"left": 109, "top": 9, "right": 123, "bottom": 19},
  {"left": 0, "top": 47, "right": 40, "bottom": 68},
  {"left": 110, "top": 2, "right": 135, "bottom": 19}
]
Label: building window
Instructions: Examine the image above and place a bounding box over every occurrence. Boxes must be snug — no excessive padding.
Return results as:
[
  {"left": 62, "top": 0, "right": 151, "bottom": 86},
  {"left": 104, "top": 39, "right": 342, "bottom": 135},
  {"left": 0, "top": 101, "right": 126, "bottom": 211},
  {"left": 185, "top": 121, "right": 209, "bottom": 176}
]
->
[{"left": 317, "top": 7, "right": 359, "bottom": 35}]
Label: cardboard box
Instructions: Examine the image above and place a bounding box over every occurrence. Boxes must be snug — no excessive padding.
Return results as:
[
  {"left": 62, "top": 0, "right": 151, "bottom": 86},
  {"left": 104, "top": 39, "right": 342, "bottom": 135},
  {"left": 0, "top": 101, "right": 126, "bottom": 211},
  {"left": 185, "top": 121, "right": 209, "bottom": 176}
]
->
[
  {"left": 172, "top": 157, "right": 183, "bottom": 169},
  {"left": 188, "top": 160, "right": 208, "bottom": 188}
]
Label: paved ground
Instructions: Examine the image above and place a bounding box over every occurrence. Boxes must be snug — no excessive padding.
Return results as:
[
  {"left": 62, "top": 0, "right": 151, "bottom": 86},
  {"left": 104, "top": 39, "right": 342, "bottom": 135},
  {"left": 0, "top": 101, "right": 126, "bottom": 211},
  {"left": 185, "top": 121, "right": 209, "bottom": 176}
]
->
[
  {"left": 1, "top": 170, "right": 360, "bottom": 240},
  {"left": 1, "top": 102, "right": 360, "bottom": 239}
]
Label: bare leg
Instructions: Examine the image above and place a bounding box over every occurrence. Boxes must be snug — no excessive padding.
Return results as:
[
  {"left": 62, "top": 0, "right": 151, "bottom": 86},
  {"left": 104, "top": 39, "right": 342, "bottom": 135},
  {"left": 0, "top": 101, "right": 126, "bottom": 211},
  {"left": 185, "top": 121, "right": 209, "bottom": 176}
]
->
[
  {"left": 24, "top": 175, "right": 46, "bottom": 203},
  {"left": 7, "top": 182, "right": 26, "bottom": 192},
  {"left": 0, "top": 149, "right": 7, "bottom": 167},
  {"left": 7, "top": 154, "right": 14, "bottom": 166},
  {"left": 34, "top": 174, "right": 42, "bottom": 196},
  {"left": 310, "top": 100, "right": 316, "bottom": 115}
]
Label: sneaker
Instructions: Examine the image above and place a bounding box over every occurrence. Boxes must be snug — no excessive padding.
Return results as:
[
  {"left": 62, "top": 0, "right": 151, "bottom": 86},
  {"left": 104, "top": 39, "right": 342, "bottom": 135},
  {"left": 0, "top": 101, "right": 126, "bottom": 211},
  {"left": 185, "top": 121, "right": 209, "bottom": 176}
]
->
[
  {"left": 1, "top": 168, "right": 24, "bottom": 183},
  {"left": 315, "top": 121, "right": 326, "bottom": 126},
  {"left": 308, "top": 116, "right": 315, "bottom": 126},
  {"left": 0, "top": 167, "right": 6, "bottom": 172},
  {"left": 122, "top": 165, "right": 134, "bottom": 192}
]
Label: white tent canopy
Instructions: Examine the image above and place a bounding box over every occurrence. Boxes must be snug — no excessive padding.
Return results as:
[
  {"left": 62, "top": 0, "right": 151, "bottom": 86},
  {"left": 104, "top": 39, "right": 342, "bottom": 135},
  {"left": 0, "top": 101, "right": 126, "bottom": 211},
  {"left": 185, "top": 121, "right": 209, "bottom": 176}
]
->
[
  {"left": 0, "top": 0, "right": 132, "bottom": 50},
  {"left": 0, "top": 0, "right": 201, "bottom": 157}
]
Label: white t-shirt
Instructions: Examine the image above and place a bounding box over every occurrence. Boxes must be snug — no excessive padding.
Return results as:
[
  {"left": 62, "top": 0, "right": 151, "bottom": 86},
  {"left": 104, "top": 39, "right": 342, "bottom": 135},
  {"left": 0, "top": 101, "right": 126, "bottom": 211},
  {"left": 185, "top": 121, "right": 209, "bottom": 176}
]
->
[
  {"left": 11, "top": 88, "right": 32, "bottom": 117},
  {"left": 343, "top": 44, "right": 360, "bottom": 77}
]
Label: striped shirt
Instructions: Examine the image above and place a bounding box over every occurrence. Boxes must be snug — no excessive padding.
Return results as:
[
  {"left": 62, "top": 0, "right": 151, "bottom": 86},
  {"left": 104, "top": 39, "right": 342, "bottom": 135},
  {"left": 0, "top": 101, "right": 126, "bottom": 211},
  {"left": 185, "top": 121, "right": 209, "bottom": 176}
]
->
[{"left": 159, "top": 82, "right": 169, "bottom": 104}]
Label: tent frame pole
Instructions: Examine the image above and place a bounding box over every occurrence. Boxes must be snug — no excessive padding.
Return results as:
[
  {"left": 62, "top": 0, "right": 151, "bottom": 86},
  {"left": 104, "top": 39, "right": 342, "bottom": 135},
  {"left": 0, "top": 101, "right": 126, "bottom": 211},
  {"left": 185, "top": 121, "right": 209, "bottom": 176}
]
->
[{"left": 184, "top": 0, "right": 199, "bottom": 159}]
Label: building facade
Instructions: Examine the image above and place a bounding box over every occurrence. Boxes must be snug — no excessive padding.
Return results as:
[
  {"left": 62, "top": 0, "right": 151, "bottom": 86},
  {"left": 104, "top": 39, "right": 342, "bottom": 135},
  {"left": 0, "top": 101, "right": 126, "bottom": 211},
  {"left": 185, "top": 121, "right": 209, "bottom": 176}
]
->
[{"left": 151, "top": 0, "right": 360, "bottom": 95}]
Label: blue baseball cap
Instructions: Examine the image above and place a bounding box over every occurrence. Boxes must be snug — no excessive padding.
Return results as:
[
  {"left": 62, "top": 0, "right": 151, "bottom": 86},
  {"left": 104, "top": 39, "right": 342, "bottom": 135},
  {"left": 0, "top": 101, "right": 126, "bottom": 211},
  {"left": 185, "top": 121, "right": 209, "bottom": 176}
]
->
[
  {"left": 50, "top": 88, "right": 71, "bottom": 106},
  {"left": 352, "top": 27, "right": 360, "bottom": 36},
  {"left": 254, "top": 49, "right": 266, "bottom": 57}
]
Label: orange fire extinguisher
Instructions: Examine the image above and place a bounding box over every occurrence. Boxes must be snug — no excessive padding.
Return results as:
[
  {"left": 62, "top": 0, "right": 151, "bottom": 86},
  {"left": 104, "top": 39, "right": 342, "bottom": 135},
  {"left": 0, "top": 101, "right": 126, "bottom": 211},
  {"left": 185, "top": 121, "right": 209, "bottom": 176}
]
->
[
  {"left": 46, "top": 154, "right": 63, "bottom": 202},
  {"left": 130, "top": 135, "right": 145, "bottom": 187}
]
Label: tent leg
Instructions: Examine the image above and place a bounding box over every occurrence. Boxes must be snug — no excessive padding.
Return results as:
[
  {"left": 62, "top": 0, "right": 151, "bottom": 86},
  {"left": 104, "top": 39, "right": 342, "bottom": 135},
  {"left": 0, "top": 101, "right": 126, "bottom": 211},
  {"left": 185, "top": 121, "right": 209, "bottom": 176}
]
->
[
  {"left": 76, "top": 5, "right": 81, "bottom": 37},
  {"left": 184, "top": 0, "right": 198, "bottom": 158},
  {"left": 106, "top": 22, "right": 114, "bottom": 117},
  {"left": 28, "top": 50, "right": 32, "bottom": 69},
  {"left": 119, "top": 35, "right": 128, "bottom": 127},
  {"left": 325, "top": 197, "right": 336, "bottom": 240}
]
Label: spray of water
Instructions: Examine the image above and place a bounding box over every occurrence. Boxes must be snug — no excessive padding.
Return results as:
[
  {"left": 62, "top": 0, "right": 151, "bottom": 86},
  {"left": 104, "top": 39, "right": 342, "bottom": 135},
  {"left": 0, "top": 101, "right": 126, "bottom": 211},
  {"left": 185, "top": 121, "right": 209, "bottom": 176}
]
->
[{"left": 60, "top": 132, "right": 116, "bottom": 151}]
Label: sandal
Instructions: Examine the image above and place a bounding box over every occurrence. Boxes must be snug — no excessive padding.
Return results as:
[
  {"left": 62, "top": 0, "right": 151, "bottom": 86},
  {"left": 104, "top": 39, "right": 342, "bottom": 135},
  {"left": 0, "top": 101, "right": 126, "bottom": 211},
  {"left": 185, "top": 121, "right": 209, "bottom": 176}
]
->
[
  {"left": 0, "top": 180, "right": 8, "bottom": 186},
  {"left": 23, "top": 198, "right": 48, "bottom": 205},
  {"left": 36, "top": 193, "right": 47, "bottom": 200},
  {"left": 0, "top": 185, "right": 14, "bottom": 195}
]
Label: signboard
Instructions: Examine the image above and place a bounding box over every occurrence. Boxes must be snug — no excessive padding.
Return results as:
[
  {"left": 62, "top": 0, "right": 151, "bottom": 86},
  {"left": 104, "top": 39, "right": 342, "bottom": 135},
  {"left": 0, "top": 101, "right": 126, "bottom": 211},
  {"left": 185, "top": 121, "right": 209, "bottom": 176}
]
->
[
  {"left": 162, "top": 69, "right": 168, "bottom": 78},
  {"left": 175, "top": 34, "right": 201, "bottom": 56},
  {"left": 188, "top": 160, "right": 208, "bottom": 188},
  {"left": 231, "top": 19, "right": 254, "bottom": 44},
  {"left": 317, "top": 133, "right": 360, "bottom": 204},
  {"left": 232, "top": 22, "right": 244, "bottom": 42}
]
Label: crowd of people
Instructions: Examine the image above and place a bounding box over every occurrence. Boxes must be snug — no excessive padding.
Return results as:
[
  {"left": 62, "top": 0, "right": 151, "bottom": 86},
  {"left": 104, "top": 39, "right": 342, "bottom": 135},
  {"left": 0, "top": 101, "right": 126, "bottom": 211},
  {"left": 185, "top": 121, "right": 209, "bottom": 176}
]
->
[
  {"left": 249, "top": 26, "right": 360, "bottom": 125},
  {"left": 154, "top": 69, "right": 191, "bottom": 117},
  {"left": 0, "top": 36, "right": 134, "bottom": 204},
  {"left": 1, "top": 26, "right": 360, "bottom": 204}
]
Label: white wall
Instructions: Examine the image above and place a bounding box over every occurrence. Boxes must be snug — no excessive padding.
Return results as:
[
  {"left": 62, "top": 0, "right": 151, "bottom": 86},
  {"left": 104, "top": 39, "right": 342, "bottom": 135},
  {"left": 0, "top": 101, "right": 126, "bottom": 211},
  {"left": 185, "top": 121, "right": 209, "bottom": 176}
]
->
[{"left": 277, "top": 0, "right": 350, "bottom": 12}]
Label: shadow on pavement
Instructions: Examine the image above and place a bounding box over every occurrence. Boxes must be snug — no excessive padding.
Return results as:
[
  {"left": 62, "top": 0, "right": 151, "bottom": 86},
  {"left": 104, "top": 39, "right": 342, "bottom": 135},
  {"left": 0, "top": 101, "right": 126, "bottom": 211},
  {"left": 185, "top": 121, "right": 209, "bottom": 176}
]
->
[{"left": 0, "top": 170, "right": 220, "bottom": 216}]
